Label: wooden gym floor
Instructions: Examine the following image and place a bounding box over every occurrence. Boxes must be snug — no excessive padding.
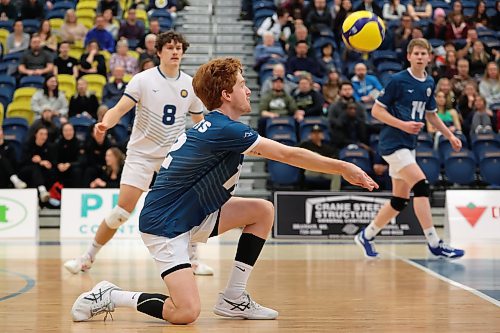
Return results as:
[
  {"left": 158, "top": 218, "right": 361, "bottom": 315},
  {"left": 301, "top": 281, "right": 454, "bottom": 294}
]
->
[{"left": 1, "top": 229, "right": 499, "bottom": 333}]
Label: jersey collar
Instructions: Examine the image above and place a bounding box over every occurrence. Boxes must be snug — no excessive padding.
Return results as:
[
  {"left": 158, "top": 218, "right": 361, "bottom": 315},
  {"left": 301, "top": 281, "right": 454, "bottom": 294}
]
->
[
  {"left": 407, "top": 68, "right": 427, "bottom": 82},
  {"left": 157, "top": 66, "right": 181, "bottom": 81}
]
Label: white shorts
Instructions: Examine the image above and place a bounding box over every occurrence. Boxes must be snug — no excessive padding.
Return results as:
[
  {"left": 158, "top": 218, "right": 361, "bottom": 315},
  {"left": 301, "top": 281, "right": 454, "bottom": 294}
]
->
[
  {"left": 120, "top": 152, "right": 164, "bottom": 191},
  {"left": 382, "top": 149, "right": 416, "bottom": 179},
  {"left": 140, "top": 210, "right": 220, "bottom": 277}
]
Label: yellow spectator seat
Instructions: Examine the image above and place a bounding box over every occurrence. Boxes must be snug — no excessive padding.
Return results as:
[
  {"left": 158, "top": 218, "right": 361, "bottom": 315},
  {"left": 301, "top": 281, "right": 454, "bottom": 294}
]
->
[
  {"left": 76, "top": 1, "right": 97, "bottom": 10},
  {"left": 0, "top": 28, "right": 9, "bottom": 54},
  {"left": 49, "top": 18, "right": 64, "bottom": 31},
  {"left": 77, "top": 17, "right": 95, "bottom": 30},
  {"left": 58, "top": 74, "right": 77, "bottom": 101},
  {"left": 124, "top": 8, "right": 148, "bottom": 25},
  {"left": 82, "top": 74, "right": 107, "bottom": 101},
  {"left": 13, "top": 87, "right": 37, "bottom": 103},
  {"left": 7, "top": 101, "right": 34, "bottom": 125},
  {"left": 0, "top": 103, "right": 4, "bottom": 127},
  {"left": 127, "top": 50, "right": 139, "bottom": 60},
  {"left": 99, "top": 50, "right": 112, "bottom": 72},
  {"left": 76, "top": 8, "right": 96, "bottom": 20},
  {"left": 69, "top": 49, "right": 83, "bottom": 60}
]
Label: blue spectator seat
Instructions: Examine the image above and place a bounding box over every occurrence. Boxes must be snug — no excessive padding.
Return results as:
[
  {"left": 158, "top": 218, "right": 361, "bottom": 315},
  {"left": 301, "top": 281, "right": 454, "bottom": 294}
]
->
[
  {"left": 4, "top": 138, "right": 23, "bottom": 163},
  {"left": 2, "top": 117, "right": 29, "bottom": 143},
  {"left": 471, "top": 133, "right": 500, "bottom": 160},
  {"left": 22, "top": 19, "right": 41, "bottom": 34},
  {"left": 267, "top": 134, "right": 300, "bottom": 187},
  {"left": 486, "top": 8, "right": 496, "bottom": 17},
  {"left": 69, "top": 116, "right": 95, "bottom": 142},
  {"left": 377, "top": 61, "right": 403, "bottom": 74},
  {"left": 19, "top": 75, "right": 45, "bottom": 89},
  {"left": 480, "top": 36, "right": 500, "bottom": 50},
  {"left": 46, "top": 9, "right": 67, "bottom": 19},
  {"left": 416, "top": 147, "right": 441, "bottom": 185},
  {"left": 430, "top": 1, "right": 450, "bottom": 10},
  {"left": 112, "top": 122, "right": 129, "bottom": 146},
  {"left": 2, "top": 52, "right": 23, "bottom": 63},
  {"left": 428, "top": 39, "right": 445, "bottom": 49},
  {"left": 252, "top": 0, "right": 276, "bottom": 11},
  {"left": 0, "top": 62, "right": 8, "bottom": 75},
  {"left": 461, "top": 0, "right": 476, "bottom": 8},
  {"left": 0, "top": 87, "right": 13, "bottom": 109},
  {"left": 253, "top": 8, "right": 275, "bottom": 28},
  {"left": 258, "top": 61, "right": 275, "bottom": 84},
  {"left": 158, "top": 18, "right": 173, "bottom": 31},
  {"left": 371, "top": 50, "right": 398, "bottom": 66},
  {"left": 438, "top": 132, "right": 468, "bottom": 160},
  {"left": 443, "top": 149, "right": 476, "bottom": 185},
  {"left": 266, "top": 117, "right": 297, "bottom": 141},
  {"left": 149, "top": 9, "right": 172, "bottom": 20},
  {"left": 339, "top": 145, "right": 372, "bottom": 174},
  {"left": 479, "top": 150, "right": 500, "bottom": 186},
  {"left": 369, "top": 134, "right": 379, "bottom": 151},
  {"left": 417, "top": 132, "right": 434, "bottom": 149},
  {"left": 0, "top": 20, "right": 13, "bottom": 32},
  {"left": 463, "top": 8, "right": 474, "bottom": 16},
  {"left": 0, "top": 75, "right": 16, "bottom": 91},
  {"left": 52, "top": 1, "right": 75, "bottom": 10},
  {"left": 299, "top": 117, "right": 330, "bottom": 142}
]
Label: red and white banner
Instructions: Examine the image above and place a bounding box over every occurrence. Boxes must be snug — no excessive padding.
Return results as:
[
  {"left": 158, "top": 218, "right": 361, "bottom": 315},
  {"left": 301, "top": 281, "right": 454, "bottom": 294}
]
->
[{"left": 446, "top": 190, "right": 500, "bottom": 242}]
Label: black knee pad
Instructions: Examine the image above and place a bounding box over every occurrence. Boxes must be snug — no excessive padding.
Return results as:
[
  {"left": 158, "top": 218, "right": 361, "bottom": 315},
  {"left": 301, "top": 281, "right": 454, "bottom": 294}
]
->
[
  {"left": 412, "top": 179, "right": 430, "bottom": 197},
  {"left": 390, "top": 196, "right": 409, "bottom": 211}
]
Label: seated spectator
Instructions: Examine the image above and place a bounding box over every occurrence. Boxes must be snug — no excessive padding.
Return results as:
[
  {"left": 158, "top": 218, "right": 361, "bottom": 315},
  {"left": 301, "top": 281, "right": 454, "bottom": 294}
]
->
[
  {"left": 138, "top": 34, "right": 160, "bottom": 66},
  {"left": 20, "top": 0, "right": 44, "bottom": 20},
  {"left": 447, "top": 0, "right": 463, "bottom": 23},
  {"left": 394, "top": 13, "right": 413, "bottom": 51},
  {"left": 85, "top": 15, "right": 116, "bottom": 53},
  {"left": 282, "top": 0, "right": 307, "bottom": 21},
  {"left": 436, "top": 77, "right": 457, "bottom": 109},
  {"left": 351, "top": 63, "right": 382, "bottom": 109},
  {"left": 318, "top": 43, "right": 341, "bottom": 74},
  {"left": 286, "top": 24, "right": 313, "bottom": 57},
  {"left": 490, "top": 1, "right": 499, "bottom": 31},
  {"left": 27, "top": 107, "right": 60, "bottom": 143},
  {"left": 479, "top": 62, "right": 500, "bottom": 110},
  {"left": 69, "top": 78, "right": 99, "bottom": 119},
  {"left": 79, "top": 40, "right": 108, "bottom": 78},
  {"left": 102, "top": 8, "right": 119, "bottom": 40},
  {"left": 59, "top": 9, "right": 88, "bottom": 44},
  {"left": 118, "top": 6, "right": 145, "bottom": 44},
  {"left": 292, "top": 75, "right": 325, "bottom": 121},
  {"left": 254, "top": 32, "right": 286, "bottom": 72},
  {"left": 299, "top": 124, "right": 340, "bottom": 190},
  {"left": 31, "top": 75, "right": 68, "bottom": 119},
  {"left": 139, "top": 58, "right": 155, "bottom": 71},
  {"left": 0, "top": 0, "right": 18, "bottom": 21},
  {"left": 38, "top": 19, "right": 57, "bottom": 54},
  {"left": 451, "top": 58, "right": 475, "bottom": 97},
  {"left": 102, "top": 66, "right": 127, "bottom": 108},
  {"left": 305, "top": 0, "right": 334, "bottom": 39},
  {"left": 53, "top": 41, "right": 79, "bottom": 77},
  {"left": 89, "top": 147, "right": 124, "bottom": 188},
  {"left": 137, "top": 19, "right": 161, "bottom": 52},
  {"left": 427, "top": 91, "right": 462, "bottom": 137},
  {"left": 18, "top": 34, "right": 54, "bottom": 78},
  {"left": 110, "top": 39, "right": 138, "bottom": 75},
  {"left": 470, "top": 95, "right": 494, "bottom": 136},
  {"left": 330, "top": 102, "right": 368, "bottom": 150},
  {"left": 256, "top": 7, "right": 292, "bottom": 45},
  {"left": 401, "top": 27, "right": 424, "bottom": 60},
  {"left": 258, "top": 76, "right": 298, "bottom": 135},
  {"left": 445, "top": 13, "right": 469, "bottom": 41},
  {"left": 18, "top": 127, "right": 55, "bottom": 202},
  {"left": 7, "top": 19, "right": 30, "bottom": 54},
  {"left": 55, "top": 123, "right": 84, "bottom": 188},
  {"left": 438, "top": 50, "right": 458, "bottom": 79},
  {"left": 407, "top": 0, "right": 432, "bottom": 22},
  {"left": 327, "top": 81, "right": 365, "bottom": 130},
  {"left": 322, "top": 69, "right": 341, "bottom": 105},
  {"left": 333, "top": 0, "right": 354, "bottom": 45},
  {"left": 83, "top": 123, "right": 112, "bottom": 187},
  {"left": 97, "top": 0, "right": 122, "bottom": 18},
  {"left": 457, "top": 81, "right": 478, "bottom": 135},
  {"left": 470, "top": 1, "right": 489, "bottom": 28},
  {"left": 467, "top": 41, "right": 491, "bottom": 78},
  {"left": 425, "top": 8, "right": 447, "bottom": 40},
  {"left": 260, "top": 63, "right": 297, "bottom": 96},
  {"left": 286, "top": 40, "right": 325, "bottom": 79},
  {"left": 355, "top": 0, "right": 382, "bottom": 18},
  {"left": 147, "top": 0, "right": 177, "bottom": 19},
  {"left": 0, "top": 127, "right": 27, "bottom": 189},
  {"left": 457, "top": 28, "right": 478, "bottom": 59},
  {"left": 383, "top": 0, "right": 406, "bottom": 21}
]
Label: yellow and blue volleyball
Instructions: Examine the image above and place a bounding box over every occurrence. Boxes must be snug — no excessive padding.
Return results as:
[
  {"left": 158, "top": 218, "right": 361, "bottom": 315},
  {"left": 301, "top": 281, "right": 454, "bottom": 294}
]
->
[{"left": 342, "top": 11, "right": 386, "bottom": 53}]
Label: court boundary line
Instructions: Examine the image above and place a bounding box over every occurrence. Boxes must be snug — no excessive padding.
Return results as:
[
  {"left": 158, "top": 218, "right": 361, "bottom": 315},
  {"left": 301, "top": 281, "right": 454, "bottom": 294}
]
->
[
  {"left": 400, "top": 258, "right": 500, "bottom": 307},
  {"left": 0, "top": 269, "right": 36, "bottom": 302}
]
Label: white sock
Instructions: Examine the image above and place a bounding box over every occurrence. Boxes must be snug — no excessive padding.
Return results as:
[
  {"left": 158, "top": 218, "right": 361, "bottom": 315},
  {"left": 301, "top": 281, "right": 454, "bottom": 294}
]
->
[
  {"left": 424, "top": 227, "right": 440, "bottom": 247},
  {"left": 85, "top": 240, "right": 103, "bottom": 261},
  {"left": 10, "top": 174, "right": 20, "bottom": 184},
  {"left": 364, "top": 222, "right": 381, "bottom": 240},
  {"left": 111, "top": 290, "right": 141, "bottom": 308},
  {"left": 37, "top": 185, "right": 47, "bottom": 193},
  {"left": 224, "top": 261, "right": 253, "bottom": 299}
]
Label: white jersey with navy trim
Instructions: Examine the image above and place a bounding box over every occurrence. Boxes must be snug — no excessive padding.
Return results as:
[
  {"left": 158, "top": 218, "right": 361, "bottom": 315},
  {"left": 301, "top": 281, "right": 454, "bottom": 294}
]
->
[
  {"left": 124, "top": 66, "right": 204, "bottom": 159},
  {"left": 376, "top": 68, "right": 437, "bottom": 156},
  {"left": 139, "top": 111, "right": 260, "bottom": 238}
]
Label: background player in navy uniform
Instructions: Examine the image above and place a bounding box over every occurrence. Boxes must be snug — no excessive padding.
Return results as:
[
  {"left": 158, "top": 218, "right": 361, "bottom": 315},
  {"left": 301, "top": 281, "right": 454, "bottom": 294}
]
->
[
  {"left": 355, "top": 38, "right": 465, "bottom": 259},
  {"left": 71, "top": 58, "right": 378, "bottom": 324}
]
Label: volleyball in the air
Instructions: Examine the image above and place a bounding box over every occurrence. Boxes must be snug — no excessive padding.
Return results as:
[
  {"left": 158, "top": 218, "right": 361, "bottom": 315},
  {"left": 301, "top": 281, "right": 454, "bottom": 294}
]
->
[{"left": 342, "top": 11, "right": 386, "bottom": 52}]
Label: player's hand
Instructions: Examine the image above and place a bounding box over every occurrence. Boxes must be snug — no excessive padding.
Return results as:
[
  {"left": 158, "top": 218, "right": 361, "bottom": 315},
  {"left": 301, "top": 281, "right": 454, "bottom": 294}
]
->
[
  {"left": 402, "top": 121, "right": 424, "bottom": 135},
  {"left": 94, "top": 122, "right": 108, "bottom": 141},
  {"left": 341, "top": 163, "right": 379, "bottom": 191},
  {"left": 450, "top": 135, "right": 462, "bottom": 152}
]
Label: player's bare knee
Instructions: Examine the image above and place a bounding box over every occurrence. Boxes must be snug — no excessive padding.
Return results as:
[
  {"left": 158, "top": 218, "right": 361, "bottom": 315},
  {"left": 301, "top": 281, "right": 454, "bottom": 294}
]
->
[
  {"left": 411, "top": 179, "right": 430, "bottom": 197},
  {"left": 104, "top": 206, "right": 131, "bottom": 229},
  {"left": 258, "top": 200, "right": 274, "bottom": 228}
]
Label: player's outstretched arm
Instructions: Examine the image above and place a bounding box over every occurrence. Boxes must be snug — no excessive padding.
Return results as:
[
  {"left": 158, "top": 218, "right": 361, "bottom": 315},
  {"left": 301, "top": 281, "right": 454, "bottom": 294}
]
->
[
  {"left": 425, "top": 112, "right": 462, "bottom": 151},
  {"left": 372, "top": 103, "right": 424, "bottom": 134},
  {"left": 247, "top": 137, "right": 379, "bottom": 191},
  {"left": 95, "top": 96, "right": 136, "bottom": 140}
]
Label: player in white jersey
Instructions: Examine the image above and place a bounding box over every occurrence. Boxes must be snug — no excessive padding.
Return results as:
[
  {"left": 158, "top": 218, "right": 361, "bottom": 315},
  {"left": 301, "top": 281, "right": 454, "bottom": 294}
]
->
[{"left": 64, "top": 31, "right": 214, "bottom": 276}]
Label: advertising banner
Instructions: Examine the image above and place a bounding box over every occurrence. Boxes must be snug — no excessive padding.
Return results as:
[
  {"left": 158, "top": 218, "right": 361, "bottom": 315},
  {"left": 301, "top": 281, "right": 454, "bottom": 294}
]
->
[
  {"left": 60, "top": 189, "right": 146, "bottom": 239},
  {"left": 274, "top": 191, "right": 423, "bottom": 240},
  {"left": 446, "top": 190, "right": 500, "bottom": 242},
  {"left": 0, "top": 189, "right": 38, "bottom": 238}
]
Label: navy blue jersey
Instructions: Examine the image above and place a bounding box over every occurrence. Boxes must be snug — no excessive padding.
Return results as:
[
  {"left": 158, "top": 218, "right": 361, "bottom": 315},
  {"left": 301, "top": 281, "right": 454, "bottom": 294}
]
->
[
  {"left": 377, "top": 69, "right": 437, "bottom": 156},
  {"left": 139, "top": 111, "right": 260, "bottom": 238}
]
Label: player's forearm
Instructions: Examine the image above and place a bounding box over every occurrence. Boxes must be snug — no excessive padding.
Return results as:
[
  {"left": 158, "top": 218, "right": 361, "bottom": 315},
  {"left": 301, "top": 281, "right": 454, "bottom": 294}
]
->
[
  {"left": 284, "top": 147, "right": 349, "bottom": 175},
  {"left": 372, "top": 103, "right": 406, "bottom": 129},
  {"left": 102, "top": 97, "right": 134, "bottom": 129},
  {"left": 426, "top": 112, "right": 453, "bottom": 139}
]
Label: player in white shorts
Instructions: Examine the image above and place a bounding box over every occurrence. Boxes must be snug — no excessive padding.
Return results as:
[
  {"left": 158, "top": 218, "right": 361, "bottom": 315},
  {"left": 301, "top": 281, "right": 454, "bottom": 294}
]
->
[{"left": 64, "top": 31, "right": 214, "bottom": 275}]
